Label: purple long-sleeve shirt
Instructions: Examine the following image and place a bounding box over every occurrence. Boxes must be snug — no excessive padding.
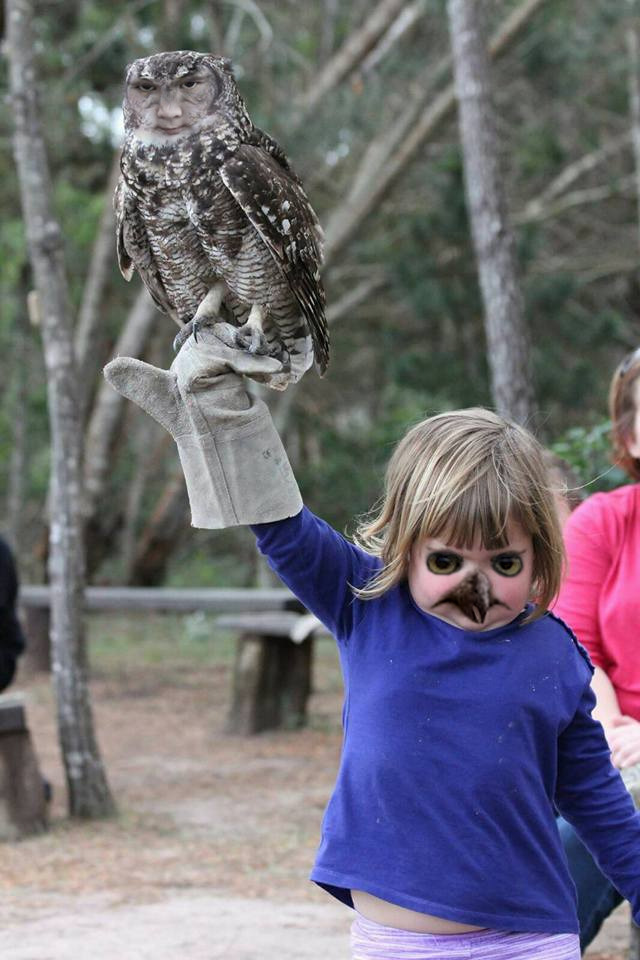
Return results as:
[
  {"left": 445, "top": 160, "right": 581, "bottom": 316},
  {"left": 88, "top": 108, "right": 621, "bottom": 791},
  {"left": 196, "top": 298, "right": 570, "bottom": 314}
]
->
[{"left": 253, "top": 507, "right": 640, "bottom": 934}]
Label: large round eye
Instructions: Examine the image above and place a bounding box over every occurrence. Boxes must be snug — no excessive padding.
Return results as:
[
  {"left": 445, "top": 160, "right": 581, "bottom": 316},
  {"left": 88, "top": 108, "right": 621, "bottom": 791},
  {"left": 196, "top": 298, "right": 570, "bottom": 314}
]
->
[
  {"left": 182, "top": 80, "right": 199, "bottom": 89},
  {"left": 426, "top": 552, "right": 463, "bottom": 575},
  {"left": 136, "top": 82, "right": 155, "bottom": 92},
  {"left": 491, "top": 554, "right": 524, "bottom": 577}
]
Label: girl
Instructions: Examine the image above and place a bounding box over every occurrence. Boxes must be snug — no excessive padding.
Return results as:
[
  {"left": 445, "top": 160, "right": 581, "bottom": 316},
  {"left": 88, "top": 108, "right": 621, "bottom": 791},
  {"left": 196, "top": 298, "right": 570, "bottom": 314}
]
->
[
  {"left": 104, "top": 343, "right": 640, "bottom": 960},
  {"left": 251, "top": 407, "right": 640, "bottom": 960}
]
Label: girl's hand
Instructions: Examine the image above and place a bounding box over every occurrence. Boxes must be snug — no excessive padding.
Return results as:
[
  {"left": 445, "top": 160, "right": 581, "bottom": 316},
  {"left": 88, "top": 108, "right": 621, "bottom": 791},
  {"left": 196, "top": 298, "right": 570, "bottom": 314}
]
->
[{"left": 607, "top": 715, "right": 640, "bottom": 769}]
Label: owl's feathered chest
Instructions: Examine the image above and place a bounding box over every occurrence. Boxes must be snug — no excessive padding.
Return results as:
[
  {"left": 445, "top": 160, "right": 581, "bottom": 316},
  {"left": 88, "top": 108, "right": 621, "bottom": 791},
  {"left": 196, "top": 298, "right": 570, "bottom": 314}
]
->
[{"left": 121, "top": 130, "right": 235, "bottom": 206}]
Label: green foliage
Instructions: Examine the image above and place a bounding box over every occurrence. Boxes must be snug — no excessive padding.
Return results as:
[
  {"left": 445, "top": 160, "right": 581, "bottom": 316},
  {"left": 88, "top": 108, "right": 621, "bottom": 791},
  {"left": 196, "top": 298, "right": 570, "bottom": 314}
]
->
[{"left": 551, "top": 420, "right": 631, "bottom": 494}]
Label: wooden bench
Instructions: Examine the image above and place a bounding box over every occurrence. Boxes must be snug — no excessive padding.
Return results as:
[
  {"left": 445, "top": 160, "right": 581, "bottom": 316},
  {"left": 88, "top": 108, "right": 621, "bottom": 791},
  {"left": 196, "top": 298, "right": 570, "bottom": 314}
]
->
[
  {"left": 18, "top": 585, "right": 301, "bottom": 674},
  {"left": 218, "top": 611, "right": 327, "bottom": 734},
  {"left": 18, "top": 586, "right": 327, "bottom": 734},
  {"left": 0, "top": 693, "right": 47, "bottom": 839}
]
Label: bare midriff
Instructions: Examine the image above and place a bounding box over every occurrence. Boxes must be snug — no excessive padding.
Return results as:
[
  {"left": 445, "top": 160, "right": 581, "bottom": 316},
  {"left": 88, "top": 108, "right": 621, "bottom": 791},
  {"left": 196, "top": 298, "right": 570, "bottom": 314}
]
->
[{"left": 351, "top": 890, "right": 486, "bottom": 934}]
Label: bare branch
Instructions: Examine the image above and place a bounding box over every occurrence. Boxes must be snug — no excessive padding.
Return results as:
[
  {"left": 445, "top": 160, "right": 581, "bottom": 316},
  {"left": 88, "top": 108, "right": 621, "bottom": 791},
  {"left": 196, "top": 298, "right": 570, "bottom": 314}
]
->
[
  {"left": 222, "top": 0, "right": 273, "bottom": 51},
  {"left": 361, "top": 0, "right": 426, "bottom": 74},
  {"left": 323, "top": 0, "right": 548, "bottom": 265},
  {"left": 520, "top": 134, "right": 631, "bottom": 221},
  {"left": 514, "top": 176, "right": 636, "bottom": 225},
  {"left": 296, "top": 0, "right": 412, "bottom": 118},
  {"left": 61, "top": 0, "right": 156, "bottom": 86}
]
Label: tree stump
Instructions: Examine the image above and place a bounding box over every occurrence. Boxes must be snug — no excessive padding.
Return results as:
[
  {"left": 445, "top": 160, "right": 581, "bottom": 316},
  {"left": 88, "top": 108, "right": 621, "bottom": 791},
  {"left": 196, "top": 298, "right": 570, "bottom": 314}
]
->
[
  {"left": 222, "top": 613, "right": 315, "bottom": 735},
  {"left": 20, "top": 603, "right": 51, "bottom": 673},
  {"left": 0, "top": 693, "right": 47, "bottom": 839}
]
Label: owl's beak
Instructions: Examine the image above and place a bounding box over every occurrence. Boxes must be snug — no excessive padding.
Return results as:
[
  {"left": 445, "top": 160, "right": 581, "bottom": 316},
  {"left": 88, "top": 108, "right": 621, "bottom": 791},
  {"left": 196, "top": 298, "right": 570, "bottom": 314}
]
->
[{"left": 435, "top": 570, "right": 495, "bottom": 624}]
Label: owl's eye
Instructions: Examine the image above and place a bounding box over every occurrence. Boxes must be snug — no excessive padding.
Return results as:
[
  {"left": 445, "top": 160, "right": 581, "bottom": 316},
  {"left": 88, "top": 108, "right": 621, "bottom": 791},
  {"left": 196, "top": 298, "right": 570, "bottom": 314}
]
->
[
  {"left": 136, "top": 82, "right": 156, "bottom": 92},
  {"left": 426, "top": 552, "right": 463, "bottom": 575},
  {"left": 491, "top": 554, "right": 524, "bottom": 577},
  {"left": 182, "top": 80, "right": 199, "bottom": 88}
]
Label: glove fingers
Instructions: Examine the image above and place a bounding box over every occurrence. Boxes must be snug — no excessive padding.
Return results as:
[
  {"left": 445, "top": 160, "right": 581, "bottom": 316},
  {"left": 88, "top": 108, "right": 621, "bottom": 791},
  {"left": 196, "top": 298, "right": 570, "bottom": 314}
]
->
[
  {"left": 103, "top": 357, "right": 184, "bottom": 435},
  {"left": 172, "top": 325, "right": 285, "bottom": 390}
]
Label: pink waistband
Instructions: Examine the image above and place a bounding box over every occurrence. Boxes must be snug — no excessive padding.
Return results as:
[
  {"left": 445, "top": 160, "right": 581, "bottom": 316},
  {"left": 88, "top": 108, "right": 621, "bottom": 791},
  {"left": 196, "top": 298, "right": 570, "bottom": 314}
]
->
[{"left": 351, "top": 912, "right": 580, "bottom": 960}]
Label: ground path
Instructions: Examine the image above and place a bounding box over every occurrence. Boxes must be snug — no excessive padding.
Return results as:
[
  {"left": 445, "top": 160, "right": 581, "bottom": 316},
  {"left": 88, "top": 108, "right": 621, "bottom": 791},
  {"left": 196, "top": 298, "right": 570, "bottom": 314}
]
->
[{"left": 2, "top": 615, "right": 630, "bottom": 959}]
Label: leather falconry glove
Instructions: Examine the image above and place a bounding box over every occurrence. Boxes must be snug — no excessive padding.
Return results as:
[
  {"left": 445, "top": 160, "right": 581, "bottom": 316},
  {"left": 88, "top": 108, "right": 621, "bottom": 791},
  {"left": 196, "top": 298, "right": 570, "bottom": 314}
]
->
[{"left": 103, "top": 323, "right": 303, "bottom": 529}]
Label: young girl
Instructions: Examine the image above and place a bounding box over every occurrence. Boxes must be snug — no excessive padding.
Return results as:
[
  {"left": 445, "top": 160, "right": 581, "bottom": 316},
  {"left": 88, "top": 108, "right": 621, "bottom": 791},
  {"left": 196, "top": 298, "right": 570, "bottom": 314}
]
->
[
  {"left": 251, "top": 407, "right": 640, "bottom": 960},
  {"left": 105, "top": 342, "right": 640, "bottom": 960}
]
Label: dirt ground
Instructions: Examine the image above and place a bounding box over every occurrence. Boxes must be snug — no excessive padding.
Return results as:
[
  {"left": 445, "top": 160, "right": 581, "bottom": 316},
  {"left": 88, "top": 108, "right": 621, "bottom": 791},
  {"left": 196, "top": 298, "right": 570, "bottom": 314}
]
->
[{"left": 0, "top": 615, "right": 631, "bottom": 959}]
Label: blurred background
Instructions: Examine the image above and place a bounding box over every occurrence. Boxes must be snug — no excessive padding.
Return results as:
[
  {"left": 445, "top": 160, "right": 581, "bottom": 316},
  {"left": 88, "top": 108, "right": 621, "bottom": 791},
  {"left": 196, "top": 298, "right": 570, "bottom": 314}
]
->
[{"left": 2, "top": 0, "right": 638, "bottom": 584}]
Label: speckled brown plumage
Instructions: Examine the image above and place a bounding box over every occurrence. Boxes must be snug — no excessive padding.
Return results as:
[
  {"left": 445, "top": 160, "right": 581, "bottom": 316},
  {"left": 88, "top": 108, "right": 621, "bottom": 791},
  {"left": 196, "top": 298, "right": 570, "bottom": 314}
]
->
[{"left": 115, "top": 51, "right": 328, "bottom": 387}]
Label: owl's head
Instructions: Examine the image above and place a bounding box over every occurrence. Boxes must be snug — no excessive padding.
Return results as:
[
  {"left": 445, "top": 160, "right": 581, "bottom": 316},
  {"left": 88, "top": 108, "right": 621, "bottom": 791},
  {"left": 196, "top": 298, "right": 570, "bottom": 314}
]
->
[{"left": 122, "top": 50, "right": 250, "bottom": 145}]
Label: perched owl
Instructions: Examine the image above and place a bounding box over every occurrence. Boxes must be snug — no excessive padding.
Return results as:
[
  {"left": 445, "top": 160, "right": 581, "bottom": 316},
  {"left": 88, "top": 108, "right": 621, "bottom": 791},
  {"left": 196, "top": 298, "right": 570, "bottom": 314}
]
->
[{"left": 115, "top": 50, "right": 329, "bottom": 388}]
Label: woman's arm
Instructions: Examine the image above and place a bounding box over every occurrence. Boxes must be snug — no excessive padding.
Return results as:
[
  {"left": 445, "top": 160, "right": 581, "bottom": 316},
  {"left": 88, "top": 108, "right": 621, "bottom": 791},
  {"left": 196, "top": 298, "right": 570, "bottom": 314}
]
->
[
  {"left": 556, "top": 683, "right": 640, "bottom": 921},
  {"left": 587, "top": 666, "right": 640, "bottom": 769},
  {"left": 591, "top": 666, "right": 623, "bottom": 733}
]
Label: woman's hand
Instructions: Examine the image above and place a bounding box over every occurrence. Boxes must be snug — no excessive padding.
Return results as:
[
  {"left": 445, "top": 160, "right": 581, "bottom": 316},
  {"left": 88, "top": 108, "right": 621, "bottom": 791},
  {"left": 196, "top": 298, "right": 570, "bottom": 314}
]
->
[{"left": 607, "top": 715, "right": 640, "bottom": 769}]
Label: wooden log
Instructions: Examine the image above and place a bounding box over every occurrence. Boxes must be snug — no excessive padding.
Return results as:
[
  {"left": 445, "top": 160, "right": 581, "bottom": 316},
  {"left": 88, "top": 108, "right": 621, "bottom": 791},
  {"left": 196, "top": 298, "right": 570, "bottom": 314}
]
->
[
  {"left": 19, "top": 585, "right": 299, "bottom": 614},
  {"left": 18, "top": 586, "right": 302, "bottom": 675},
  {"left": 0, "top": 694, "right": 47, "bottom": 839},
  {"left": 223, "top": 613, "right": 317, "bottom": 735}
]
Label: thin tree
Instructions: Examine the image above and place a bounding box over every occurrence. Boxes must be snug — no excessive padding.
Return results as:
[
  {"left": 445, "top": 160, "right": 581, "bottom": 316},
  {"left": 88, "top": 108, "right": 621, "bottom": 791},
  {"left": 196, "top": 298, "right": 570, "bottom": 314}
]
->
[
  {"left": 446, "top": 0, "right": 534, "bottom": 424},
  {"left": 6, "top": 0, "right": 115, "bottom": 817}
]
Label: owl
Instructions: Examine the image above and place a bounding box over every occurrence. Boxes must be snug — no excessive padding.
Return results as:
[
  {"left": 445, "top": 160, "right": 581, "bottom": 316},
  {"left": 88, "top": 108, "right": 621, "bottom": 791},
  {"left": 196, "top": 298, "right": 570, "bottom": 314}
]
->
[{"left": 115, "top": 50, "right": 329, "bottom": 388}]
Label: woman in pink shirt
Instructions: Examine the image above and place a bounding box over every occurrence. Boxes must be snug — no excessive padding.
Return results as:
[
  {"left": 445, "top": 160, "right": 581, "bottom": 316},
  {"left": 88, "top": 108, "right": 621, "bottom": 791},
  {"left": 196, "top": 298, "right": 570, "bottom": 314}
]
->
[{"left": 555, "top": 345, "right": 640, "bottom": 951}]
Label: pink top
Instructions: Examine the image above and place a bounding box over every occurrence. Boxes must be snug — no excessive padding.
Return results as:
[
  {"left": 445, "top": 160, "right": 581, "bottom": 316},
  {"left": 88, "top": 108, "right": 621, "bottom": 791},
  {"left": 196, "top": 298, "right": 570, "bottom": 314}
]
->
[{"left": 553, "top": 483, "right": 640, "bottom": 719}]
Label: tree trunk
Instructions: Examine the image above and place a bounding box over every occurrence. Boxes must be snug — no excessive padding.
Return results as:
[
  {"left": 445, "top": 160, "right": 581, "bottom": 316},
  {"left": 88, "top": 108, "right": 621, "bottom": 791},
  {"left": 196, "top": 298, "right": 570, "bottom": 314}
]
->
[
  {"left": 128, "top": 470, "right": 189, "bottom": 585},
  {"left": 627, "top": 22, "right": 640, "bottom": 256},
  {"left": 6, "top": 0, "right": 115, "bottom": 818},
  {"left": 75, "top": 152, "right": 122, "bottom": 425},
  {"left": 446, "top": 0, "right": 534, "bottom": 424},
  {"left": 5, "top": 306, "right": 29, "bottom": 554}
]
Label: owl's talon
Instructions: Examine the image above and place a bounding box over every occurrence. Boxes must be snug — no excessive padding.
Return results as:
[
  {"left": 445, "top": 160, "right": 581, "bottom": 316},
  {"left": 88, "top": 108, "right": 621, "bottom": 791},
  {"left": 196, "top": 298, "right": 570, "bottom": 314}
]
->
[
  {"left": 234, "top": 322, "right": 270, "bottom": 356},
  {"left": 173, "top": 316, "right": 217, "bottom": 352},
  {"left": 173, "top": 324, "right": 192, "bottom": 353}
]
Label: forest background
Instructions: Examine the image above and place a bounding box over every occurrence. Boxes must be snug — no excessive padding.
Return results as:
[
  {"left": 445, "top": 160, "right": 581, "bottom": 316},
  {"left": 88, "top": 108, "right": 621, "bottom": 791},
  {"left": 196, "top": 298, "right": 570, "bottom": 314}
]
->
[{"left": 2, "top": 0, "right": 639, "bottom": 591}]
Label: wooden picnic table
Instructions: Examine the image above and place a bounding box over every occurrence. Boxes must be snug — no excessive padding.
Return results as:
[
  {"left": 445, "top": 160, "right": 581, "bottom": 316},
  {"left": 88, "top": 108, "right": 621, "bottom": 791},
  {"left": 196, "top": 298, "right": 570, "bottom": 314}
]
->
[{"left": 18, "top": 586, "right": 328, "bottom": 734}]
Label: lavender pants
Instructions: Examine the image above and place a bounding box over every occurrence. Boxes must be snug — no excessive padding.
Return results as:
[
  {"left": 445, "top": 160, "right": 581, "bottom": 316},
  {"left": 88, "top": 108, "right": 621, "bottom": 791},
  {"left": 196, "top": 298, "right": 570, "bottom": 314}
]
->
[{"left": 351, "top": 913, "right": 580, "bottom": 960}]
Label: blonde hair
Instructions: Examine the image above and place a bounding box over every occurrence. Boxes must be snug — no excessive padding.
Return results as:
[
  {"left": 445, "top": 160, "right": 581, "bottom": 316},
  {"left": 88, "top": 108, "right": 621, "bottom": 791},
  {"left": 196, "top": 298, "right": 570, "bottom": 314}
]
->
[
  {"left": 609, "top": 346, "right": 640, "bottom": 481},
  {"left": 354, "top": 408, "right": 565, "bottom": 621}
]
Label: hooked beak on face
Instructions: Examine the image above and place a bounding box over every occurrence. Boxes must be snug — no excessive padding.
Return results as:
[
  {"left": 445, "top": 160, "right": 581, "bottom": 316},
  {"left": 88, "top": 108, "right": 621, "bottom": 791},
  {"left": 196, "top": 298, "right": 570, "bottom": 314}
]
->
[{"left": 435, "top": 571, "right": 500, "bottom": 624}]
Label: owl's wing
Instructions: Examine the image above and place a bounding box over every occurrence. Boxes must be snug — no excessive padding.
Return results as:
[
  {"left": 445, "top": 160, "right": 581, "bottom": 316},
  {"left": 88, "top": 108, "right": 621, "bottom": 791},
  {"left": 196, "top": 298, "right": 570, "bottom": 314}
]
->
[
  {"left": 114, "top": 177, "right": 178, "bottom": 324},
  {"left": 219, "top": 143, "right": 329, "bottom": 375}
]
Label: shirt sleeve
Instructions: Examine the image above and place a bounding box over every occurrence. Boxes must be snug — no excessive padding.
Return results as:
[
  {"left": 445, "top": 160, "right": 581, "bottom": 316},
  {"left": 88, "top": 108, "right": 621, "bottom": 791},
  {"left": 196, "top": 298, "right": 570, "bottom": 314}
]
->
[
  {"left": 553, "top": 495, "right": 613, "bottom": 669},
  {"left": 555, "top": 681, "right": 640, "bottom": 920},
  {"left": 0, "top": 538, "right": 25, "bottom": 659},
  {"left": 251, "top": 507, "right": 377, "bottom": 641}
]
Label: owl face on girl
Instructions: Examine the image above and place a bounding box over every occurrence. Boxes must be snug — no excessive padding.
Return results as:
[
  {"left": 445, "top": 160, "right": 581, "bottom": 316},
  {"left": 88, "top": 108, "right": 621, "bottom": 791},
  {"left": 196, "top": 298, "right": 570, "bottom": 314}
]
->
[{"left": 408, "top": 521, "right": 534, "bottom": 632}]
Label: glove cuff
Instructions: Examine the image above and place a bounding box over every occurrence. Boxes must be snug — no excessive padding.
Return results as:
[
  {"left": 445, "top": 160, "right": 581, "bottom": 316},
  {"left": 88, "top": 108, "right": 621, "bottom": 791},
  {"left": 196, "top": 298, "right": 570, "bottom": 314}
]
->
[{"left": 177, "top": 392, "right": 303, "bottom": 529}]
